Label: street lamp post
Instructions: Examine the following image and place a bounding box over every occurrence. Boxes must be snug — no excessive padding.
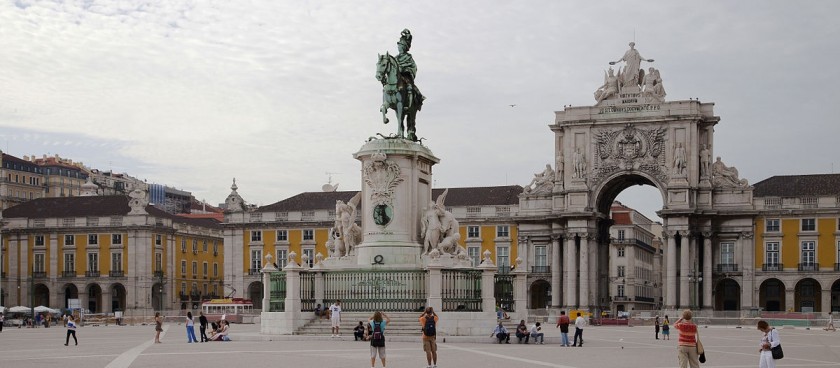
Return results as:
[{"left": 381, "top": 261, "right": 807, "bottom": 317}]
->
[{"left": 688, "top": 269, "right": 703, "bottom": 310}]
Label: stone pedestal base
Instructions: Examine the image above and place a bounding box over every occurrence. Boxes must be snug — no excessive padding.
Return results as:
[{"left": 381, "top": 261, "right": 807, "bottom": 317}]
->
[{"left": 353, "top": 139, "right": 439, "bottom": 268}]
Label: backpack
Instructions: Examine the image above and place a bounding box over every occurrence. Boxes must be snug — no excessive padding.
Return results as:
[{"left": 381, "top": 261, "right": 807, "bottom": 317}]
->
[
  {"left": 371, "top": 321, "right": 385, "bottom": 347},
  {"left": 423, "top": 316, "right": 436, "bottom": 337}
]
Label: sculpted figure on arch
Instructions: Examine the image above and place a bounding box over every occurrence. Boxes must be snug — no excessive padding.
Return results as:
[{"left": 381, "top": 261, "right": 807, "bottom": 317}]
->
[{"left": 610, "top": 42, "right": 654, "bottom": 89}]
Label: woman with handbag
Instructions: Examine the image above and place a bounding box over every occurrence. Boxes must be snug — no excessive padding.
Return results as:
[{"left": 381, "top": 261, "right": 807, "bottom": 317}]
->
[
  {"left": 757, "top": 320, "right": 781, "bottom": 368},
  {"left": 674, "top": 310, "right": 700, "bottom": 368}
]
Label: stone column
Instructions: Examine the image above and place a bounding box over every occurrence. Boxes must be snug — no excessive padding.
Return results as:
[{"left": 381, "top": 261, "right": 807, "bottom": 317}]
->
[
  {"left": 702, "top": 233, "right": 713, "bottom": 310},
  {"left": 479, "top": 250, "right": 497, "bottom": 314},
  {"left": 513, "top": 257, "right": 527, "bottom": 315},
  {"left": 739, "top": 232, "right": 755, "bottom": 309},
  {"left": 551, "top": 236, "right": 562, "bottom": 308},
  {"left": 579, "top": 234, "right": 590, "bottom": 310},
  {"left": 821, "top": 289, "right": 831, "bottom": 313},
  {"left": 665, "top": 231, "right": 677, "bottom": 309},
  {"left": 284, "top": 257, "right": 302, "bottom": 332},
  {"left": 315, "top": 271, "right": 325, "bottom": 307},
  {"left": 564, "top": 236, "right": 577, "bottom": 308},
  {"left": 426, "top": 260, "right": 443, "bottom": 313},
  {"left": 261, "top": 254, "right": 277, "bottom": 313},
  {"left": 784, "top": 288, "right": 794, "bottom": 312},
  {"left": 679, "top": 232, "right": 690, "bottom": 309}
]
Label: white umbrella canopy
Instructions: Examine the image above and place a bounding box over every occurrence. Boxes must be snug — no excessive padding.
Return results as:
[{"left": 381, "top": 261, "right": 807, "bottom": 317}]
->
[
  {"left": 9, "top": 306, "right": 31, "bottom": 313},
  {"left": 0, "top": 306, "right": 5, "bottom": 313},
  {"left": 34, "top": 306, "right": 58, "bottom": 313}
]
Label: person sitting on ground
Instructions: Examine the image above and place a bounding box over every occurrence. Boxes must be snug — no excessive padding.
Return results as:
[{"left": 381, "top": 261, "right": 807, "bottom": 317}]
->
[
  {"left": 491, "top": 321, "right": 510, "bottom": 344},
  {"left": 496, "top": 305, "right": 510, "bottom": 320},
  {"left": 315, "top": 303, "right": 330, "bottom": 320},
  {"left": 364, "top": 321, "right": 373, "bottom": 341},
  {"left": 210, "top": 320, "right": 230, "bottom": 341},
  {"left": 515, "top": 319, "right": 530, "bottom": 344},
  {"left": 354, "top": 321, "right": 366, "bottom": 341},
  {"left": 530, "top": 322, "right": 545, "bottom": 344}
]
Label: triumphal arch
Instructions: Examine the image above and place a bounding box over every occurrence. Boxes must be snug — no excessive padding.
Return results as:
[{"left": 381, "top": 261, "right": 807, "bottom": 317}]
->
[{"left": 518, "top": 42, "right": 755, "bottom": 312}]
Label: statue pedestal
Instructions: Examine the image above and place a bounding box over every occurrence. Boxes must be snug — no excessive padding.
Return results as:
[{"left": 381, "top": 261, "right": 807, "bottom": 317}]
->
[{"left": 352, "top": 139, "right": 440, "bottom": 269}]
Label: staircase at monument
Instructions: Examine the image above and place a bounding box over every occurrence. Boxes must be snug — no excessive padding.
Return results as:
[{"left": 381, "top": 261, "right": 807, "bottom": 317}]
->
[{"left": 295, "top": 312, "right": 427, "bottom": 336}]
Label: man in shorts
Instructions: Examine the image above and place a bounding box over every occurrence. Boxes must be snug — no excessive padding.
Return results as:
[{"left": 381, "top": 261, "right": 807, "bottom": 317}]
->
[
  {"left": 419, "top": 307, "right": 438, "bottom": 368},
  {"left": 329, "top": 300, "right": 342, "bottom": 337}
]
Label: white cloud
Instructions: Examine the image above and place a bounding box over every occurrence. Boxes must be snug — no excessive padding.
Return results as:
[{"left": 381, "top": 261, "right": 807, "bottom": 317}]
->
[{"left": 1, "top": 0, "right": 839, "bottom": 219}]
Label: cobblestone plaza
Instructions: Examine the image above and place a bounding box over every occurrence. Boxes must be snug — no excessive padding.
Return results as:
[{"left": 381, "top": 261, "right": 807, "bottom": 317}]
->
[{"left": 0, "top": 323, "right": 838, "bottom": 368}]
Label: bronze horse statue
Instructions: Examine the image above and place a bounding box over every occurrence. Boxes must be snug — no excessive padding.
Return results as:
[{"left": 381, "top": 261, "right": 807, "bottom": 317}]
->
[{"left": 376, "top": 52, "right": 423, "bottom": 141}]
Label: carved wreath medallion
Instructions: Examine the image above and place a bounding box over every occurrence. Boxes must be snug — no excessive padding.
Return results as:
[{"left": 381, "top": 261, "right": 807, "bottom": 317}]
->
[{"left": 591, "top": 124, "right": 668, "bottom": 184}]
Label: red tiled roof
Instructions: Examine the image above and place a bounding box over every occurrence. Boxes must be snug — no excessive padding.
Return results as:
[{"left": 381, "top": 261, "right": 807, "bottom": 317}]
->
[
  {"left": 753, "top": 174, "right": 840, "bottom": 197},
  {"left": 256, "top": 186, "right": 523, "bottom": 212}
]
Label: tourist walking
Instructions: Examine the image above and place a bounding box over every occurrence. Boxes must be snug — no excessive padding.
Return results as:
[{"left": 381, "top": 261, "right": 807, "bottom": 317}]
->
[
  {"left": 199, "top": 312, "right": 209, "bottom": 342},
  {"left": 491, "top": 321, "right": 510, "bottom": 344},
  {"left": 369, "top": 311, "right": 390, "bottom": 368},
  {"left": 662, "top": 315, "right": 670, "bottom": 340},
  {"left": 655, "top": 315, "right": 661, "bottom": 339},
  {"left": 674, "top": 310, "right": 700, "bottom": 368},
  {"left": 186, "top": 311, "right": 198, "bottom": 343},
  {"left": 824, "top": 312, "right": 836, "bottom": 331},
  {"left": 154, "top": 312, "right": 163, "bottom": 343},
  {"left": 515, "top": 319, "right": 530, "bottom": 343},
  {"left": 555, "top": 311, "right": 571, "bottom": 346},
  {"left": 64, "top": 315, "right": 78, "bottom": 346},
  {"left": 330, "top": 300, "right": 343, "bottom": 337},
  {"left": 0, "top": 313, "right": 4, "bottom": 332},
  {"left": 419, "top": 307, "right": 438, "bottom": 368},
  {"left": 572, "top": 312, "right": 586, "bottom": 347},
  {"left": 757, "top": 320, "right": 780, "bottom": 368}
]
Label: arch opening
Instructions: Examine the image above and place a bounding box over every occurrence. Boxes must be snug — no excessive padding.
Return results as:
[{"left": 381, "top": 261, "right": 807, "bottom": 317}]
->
[
  {"left": 529, "top": 279, "right": 551, "bottom": 309},
  {"left": 87, "top": 284, "right": 102, "bottom": 313},
  {"left": 714, "top": 278, "right": 740, "bottom": 311},
  {"left": 248, "top": 282, "right": 263, "bottom": 310},
  {"left": 794, "top": 278, "right": 822, "bottom": 312},
  {"left": 759, "top": 278, "right": 785, "bottom": 312}
]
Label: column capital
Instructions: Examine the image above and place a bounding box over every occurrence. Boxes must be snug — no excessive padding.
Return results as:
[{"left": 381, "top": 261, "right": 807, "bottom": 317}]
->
[
  {"left": 550, "top": 233, "right": 565, "bottom": 241},
  {"left": 739, "top": 231, "right": 754, "bottom": 240},
  {"left": 575, "top": 232, "right": 595, "bottom": 240},
  {"left": 701, "top": 231, "right": 714, "bottom": 238}
]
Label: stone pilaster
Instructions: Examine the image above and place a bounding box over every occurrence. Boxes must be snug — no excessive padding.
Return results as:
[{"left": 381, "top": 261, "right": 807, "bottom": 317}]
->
[
  {"left": 679, "top": 232, "right": 690, "bottom": 309},
  {"left": 579, "top": 233, "right": 590, "bottom": 310},
  {"left": 564, "top": 236, "right": 577, "bottom": 308},
  {"left": 550, "top": 235, "right": 562, "bottom": 308},
  {"left": 702, "top": 232, "right": 713, "bottom": 310},
  {"left": 665, "top": 231, "right": 677, "bottom": 309}
]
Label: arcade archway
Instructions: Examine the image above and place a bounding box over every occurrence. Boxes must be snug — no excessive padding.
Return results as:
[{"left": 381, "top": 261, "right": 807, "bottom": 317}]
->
[
  {"left": 529, "top": 279, "right": 551, "bottom": 309},
  {"left": 151, "top": 282, "right": 165, "bottom": 311},
  {"left": 86, "top": 284, "right": 102, "bottom": 313},
  {"left": 759, "top": 278, "right": 785, "bottom": 312},
  {"left": 794, "top": 278, "right": 821, "bottom": 312},
  {"left": 248, "top": 281, "right": 263, "bottom": 310},
  {"left": 832, "top": 279, "right": 840, "bottom": 312},
  {"left": 63, "top": 283, "right": 78, "bottom": 309},
  {"left": 33, "top": 284, "right": 50, "bottom": 307},
  {"left": 111, "top": 283, "right": 126, "bottom": 312},
  {"left": 714, "top": 278, "right": 740, "bottom": 311}
]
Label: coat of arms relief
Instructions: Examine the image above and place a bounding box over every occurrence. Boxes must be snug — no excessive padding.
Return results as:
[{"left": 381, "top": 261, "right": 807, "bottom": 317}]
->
[{"left": 592, "top": 124, "right": 668, "bottom": 184}]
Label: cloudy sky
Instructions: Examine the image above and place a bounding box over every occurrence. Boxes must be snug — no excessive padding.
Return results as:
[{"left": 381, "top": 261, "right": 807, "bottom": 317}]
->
[{"left": 1, "top": 0, "right": 839, "bottom": 220}]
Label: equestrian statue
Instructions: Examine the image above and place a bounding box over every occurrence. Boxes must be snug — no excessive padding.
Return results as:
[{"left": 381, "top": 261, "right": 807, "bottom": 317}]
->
[{"left": 376, "top": 29, "right": 425, "bottom": 141}]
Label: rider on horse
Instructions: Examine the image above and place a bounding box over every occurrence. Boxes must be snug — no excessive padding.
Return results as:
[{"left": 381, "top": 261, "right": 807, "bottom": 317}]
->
[{"left": 396, "top": 29, "right": 419, "bottom": 111}]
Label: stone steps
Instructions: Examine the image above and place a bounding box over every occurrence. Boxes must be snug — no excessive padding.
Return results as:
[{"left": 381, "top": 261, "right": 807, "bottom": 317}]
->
[{"left": 296, "top": 312, "right": 427, "bottom": 336}]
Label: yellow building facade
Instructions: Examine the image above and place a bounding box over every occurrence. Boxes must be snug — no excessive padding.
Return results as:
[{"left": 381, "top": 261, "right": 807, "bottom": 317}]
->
[{"left": 0, "top": 195, "right": 222, "bottom": 312}]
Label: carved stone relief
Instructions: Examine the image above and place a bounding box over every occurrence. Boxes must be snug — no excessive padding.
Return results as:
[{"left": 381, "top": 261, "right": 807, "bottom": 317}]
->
[
  {"left": 363, "top": 152, "right": 404, "bottom": 212},
  {"left": 591, "top": 124, "right": 667, "bottom": 185}
]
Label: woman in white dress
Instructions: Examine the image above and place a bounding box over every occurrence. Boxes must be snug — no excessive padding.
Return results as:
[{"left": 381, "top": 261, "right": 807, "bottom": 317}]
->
[{"left": 757, "top": 320, "right": 780, "bottom": 368}]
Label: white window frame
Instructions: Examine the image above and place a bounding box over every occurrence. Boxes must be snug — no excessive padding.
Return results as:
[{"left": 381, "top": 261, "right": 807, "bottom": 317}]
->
[
  {"left": 496, "top": 225, "right": 510, "bottom": 238},
  {"left": 496, "top": 246, "right": 510, "bottom": 269},
  {"left": 203, "top": 262, "right": 208, "bottom": 277},
  {"left": 88, "top": 252, "right": 99, "bottom": 272},
  {"left": 617, "top": 246, "right": 625, "bottom": 257},
  {"left": 303, "top": 248, "right": 315, "bottom": 267},
  {"left": 467, "top": 246, "right": 480, "bottom": 267},
  {"left": 251, "top": 230, "right": 263, "bottom": 242},
  {"left": 213, "top": 263, "right": 219, "bottom": 277},
  {"left": 467, "top": 226, "right": 480, "bottom": 239},
  {"left": 765, "top": 218, "right": 780, "bottom": 232},
  {"left": 181, "top": 239, "right": 187, "bottom": 253},
  {"left": 111, "top": 252, "right": 123, "bottom": 272},
  {"left": 277, "top": 230, "right": 288, "bottom": 242},
  {"left": 534, "top": 245, "right": 547, "bottom": 267},
  {"left": 111, "top": 233, "right": 122, "bottom": 245},
  {"left": 34, "top": 253, "right": 46, "bottom": 273},
  {"left": 801, "top": 241, "right": 816, "bottom": 265},
  {"left": 765, "top": 242, "right": 780, "bottom": 265},
  {"left": 617, "top": 230, "right": 625, "bottom": 240},
  {"left": 617, "top": 284, "right": 625, "bottom": 297},
  {"left": 277, "top": 249, "right": 288, "bottom": 269},
  {"left": 88, "top": 234, "right": 98, "bottom": 245},
  {"left": 155, "top": 252, "right": 162, "bottom": 272},
  {"left": 303, "top": 229, "right": 314, "bottom": 241},
  {"left": 64, "top": 234, "right": 75, "bottom": 246},
  {"left": 192, "top": 261, "right": 198, "bottom": 276},
  {"left": 181, "top": 260, "right": 187, "bottom": 275},
  {"left": 64, "top": 252, "right": 75, "bottom": 274},
  {"left": 192, "top": 240, "right": 198, "bottom": 253},
  {"left": 251, "top": 249, "right": 262, "bottom": 272},
  {"left": 155, "top": 234, "right": 162, "bottom": 245},
  {"left": 801, "top": 218, "right": 816, "bottom": 232},
  {"left": 720, "top": 242, "right": 735, "bottom": 265},
  {"left": 34, "top": 235, "right": 45, "bottom": 246},
  {"left": 617, "top": 265, "right": 625, "bottom": 277}
]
